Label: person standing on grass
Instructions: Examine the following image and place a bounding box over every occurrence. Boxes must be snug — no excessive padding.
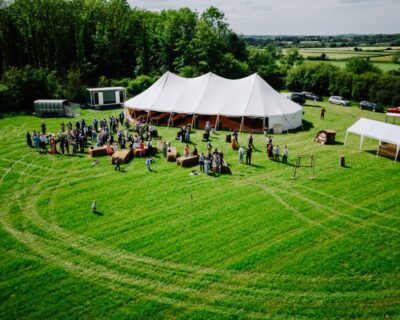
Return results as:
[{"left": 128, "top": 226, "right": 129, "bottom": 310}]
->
[
  {"left": 282, "top": 145, "right": 288, "bottom": 164},
  {"left": 267, "top": 143, "right": 273, "bottom": 160},
  {"left": 93, "top": 118, "right": 98, "bottom": 132},
  {"left": 26, "top": 132, "right": 33, "bottom": 147},
  {"left": 41, "top": 121, "right": 46, "bottom": 134},
  {"left": 248, "top": 133, "right": 255, "bottom": 150},
  {"left": 246, "top": 145, "right": 252, "bottom": 165},
  {"left": 145, "top": 156, "right": 152, "bottom": 171},
  {"left": 320, "top": 107, "right": 326, "bottom": 120},
  {"left": 65, "top": 138, "right": 70, "bottom": 155},
  {"left": 115, "top": 157, "right": 121, "bottom": 171},
  {"left": 273, "top": 145, "right": 280, "bottom": 162},
  {"left": 238, "top": 146, "right": 244, "bottom": 164},
  {"left": 91, "top": 200, "right": 97, "bottom": 213},
  {"left": 119, "top": 111, "right": 124, "bottom": 126},
  {"left": 204, "top": 156, "right": 210, "bottom": 175},
  {"left": 39, "top": 133, "right": 47, "bottom": 153},
  {"left": 199, "top": 152, "right": 205, "bottom": 172},
  {"left": 33, "top": 133, "right": 40, "bottom": 152}
]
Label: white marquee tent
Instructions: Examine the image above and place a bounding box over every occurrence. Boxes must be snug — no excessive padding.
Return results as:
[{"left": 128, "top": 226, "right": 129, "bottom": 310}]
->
[
  {"left": 345, "top": 118, "right": 400, "bottom": 162},
  {"left": 124, "top": 72, "right": 303, "bottom": 132}
]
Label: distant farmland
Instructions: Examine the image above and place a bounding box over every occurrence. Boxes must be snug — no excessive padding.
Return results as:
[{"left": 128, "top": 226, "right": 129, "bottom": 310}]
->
[{"left": 283, "top": 46, "right": 400, "bottom": 71}]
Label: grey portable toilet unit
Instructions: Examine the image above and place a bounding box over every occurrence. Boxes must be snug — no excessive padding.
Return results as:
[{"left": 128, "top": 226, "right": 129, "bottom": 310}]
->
[
  {"left": 34, "top": 99, "right": 69, "bottom": 117},
  {"left": 86, "top": 87, "right": 126, "bottom": 110}
]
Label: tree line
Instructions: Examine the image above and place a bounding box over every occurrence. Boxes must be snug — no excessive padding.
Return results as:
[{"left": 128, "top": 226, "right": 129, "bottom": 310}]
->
[{"left": 0, "top": 0, "right": 399, "bottom": 113}]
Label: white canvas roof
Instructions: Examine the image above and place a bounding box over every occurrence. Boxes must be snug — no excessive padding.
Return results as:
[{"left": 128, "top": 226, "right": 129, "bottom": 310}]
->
[
  {"left": 345, "top": 118, "right": 400, "bottom": 161},
  {"left": 124, "top": 72, "right": 302, "bottom": 119}
]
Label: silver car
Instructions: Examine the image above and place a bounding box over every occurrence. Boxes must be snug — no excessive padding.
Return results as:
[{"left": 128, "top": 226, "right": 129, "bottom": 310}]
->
[{"left": 328, "top": 96, "right": 350, "bottom": 106}]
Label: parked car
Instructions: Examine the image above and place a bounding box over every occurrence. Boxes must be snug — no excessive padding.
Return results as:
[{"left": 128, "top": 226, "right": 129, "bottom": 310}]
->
[
  {"left": 287, "top": 92, "right": 306, "bottom": 105},
  {"left": 387, "top": 106, "right": 400, "bottom": 113},
  {"left": 359, "top": 101, "right": 384, "bottom": 112},
  {"left": 302, "top": 91, "right": 322, "bottom": 101},
  {"left": 328, "top": 96, "right": 350, "bottom": 106}
]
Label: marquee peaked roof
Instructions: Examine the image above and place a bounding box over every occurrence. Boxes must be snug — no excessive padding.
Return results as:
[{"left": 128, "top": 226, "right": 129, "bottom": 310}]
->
[{"left": 124, "top": 71, "right": 302, "bottom": 118}]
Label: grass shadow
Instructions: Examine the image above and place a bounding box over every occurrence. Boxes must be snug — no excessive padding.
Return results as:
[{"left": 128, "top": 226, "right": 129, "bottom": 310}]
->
[
  {"left": 289, "top": 120, "right": 314, "bottom": 133},
  {"left": 365, "top": 149, "right": 399, "bottom": 161},
  {"left": 248, "top": 163, "right": 265, "bottom": 169},
  {"left": 93, "top": 211, "right": 103, "bottom": 216}
]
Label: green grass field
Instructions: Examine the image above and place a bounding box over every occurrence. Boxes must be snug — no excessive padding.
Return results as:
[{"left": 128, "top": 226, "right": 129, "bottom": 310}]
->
[{"left": 1, "top": 101, "right": 399, "bottom": 319}]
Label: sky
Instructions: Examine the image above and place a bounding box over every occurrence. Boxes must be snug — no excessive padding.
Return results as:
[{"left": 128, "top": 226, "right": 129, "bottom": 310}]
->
[{"left": 128, "top": 0, "right": 400, "bottom": 35}]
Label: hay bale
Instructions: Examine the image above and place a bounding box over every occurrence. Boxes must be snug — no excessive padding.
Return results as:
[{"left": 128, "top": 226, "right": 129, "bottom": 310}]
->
[
  {"left": 88, "top": 146, "right": 108, "bottom": 157},
  {"left": 379, "top": 143, "right": 398, "bottom": 160},
  {"left": 167, "top": 147, "right": 179, "bottom": 162},
  {"left": 176, "top": 155, "right": 199, "bottom": 167},
  {"left": 111, "top": 149, "right": 133, "bottom": 164},
  {"left": 315, "top": 130, "right": 336, "bottom": 145}
]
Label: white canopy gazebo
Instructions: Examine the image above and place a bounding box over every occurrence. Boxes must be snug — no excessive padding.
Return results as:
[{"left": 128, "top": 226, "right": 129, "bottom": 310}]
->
[
  {"left": 345, "top": 118, "right": 400, "bottom": 162},
  {"left": 124, "top": 72, "right": 303, "bottom": 132}
]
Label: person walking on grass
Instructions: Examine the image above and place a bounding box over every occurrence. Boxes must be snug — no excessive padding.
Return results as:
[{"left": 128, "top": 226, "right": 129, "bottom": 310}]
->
[
  {"left": 91, "top": 200, "right": 97, "bottom": 214},
  {"left": 282, "top": 145, "right": 288, "bottom": 164}
]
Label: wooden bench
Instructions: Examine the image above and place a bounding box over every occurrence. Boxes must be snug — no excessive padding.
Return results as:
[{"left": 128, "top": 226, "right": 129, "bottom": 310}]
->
[
  {"left": 111, "top": 149, "right": 133, "bottom": 164},
  {"left": 176, "top": 155, "right": 199, "bottom": 167},
  {"left": 88, "top": 146, "right": 108, "bottom": 157}
]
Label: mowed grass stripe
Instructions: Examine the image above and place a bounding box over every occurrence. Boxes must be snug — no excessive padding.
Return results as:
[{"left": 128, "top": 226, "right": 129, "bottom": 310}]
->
[{"left": 1, "top": 106, "right": 399, "bottom": 318}]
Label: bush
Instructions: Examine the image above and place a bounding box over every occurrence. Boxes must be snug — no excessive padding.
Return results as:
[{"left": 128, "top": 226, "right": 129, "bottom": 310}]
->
[{"left": 127, "top": 75, "right": 158, "bottom": 97}]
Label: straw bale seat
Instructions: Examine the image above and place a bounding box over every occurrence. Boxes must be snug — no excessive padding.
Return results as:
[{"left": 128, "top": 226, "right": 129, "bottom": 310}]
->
[
  {"left": 111, "top": 149, "right": 133, "bottom": 164},
  {"left": 378, "top": 143, "right": 399, "bottom": 160},
  {"left": 176, "top": 155, "right": 199, "bottom": 167},
  {"left": 167, "top": 147, "right": 179, "bottom": 162},
  {"left": 88, "top": 146, "right": 108, "bottom": 157}
]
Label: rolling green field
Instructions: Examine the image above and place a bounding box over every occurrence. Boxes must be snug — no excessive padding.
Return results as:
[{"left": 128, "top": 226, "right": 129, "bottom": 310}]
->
[
  {"left": 0, "top": 101, "right": 399, "bottom": 319},
  {"left": 282, "top": 47, "right": 400, "bottom": 71}
]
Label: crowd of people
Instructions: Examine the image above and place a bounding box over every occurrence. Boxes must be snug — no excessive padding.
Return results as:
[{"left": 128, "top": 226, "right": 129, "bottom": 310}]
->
[
  {"left": 26, "top": 111, "right": 161, "bottom": 159},
  {"left": 26, "top": 115, "right": 290, "bottom": 175}
]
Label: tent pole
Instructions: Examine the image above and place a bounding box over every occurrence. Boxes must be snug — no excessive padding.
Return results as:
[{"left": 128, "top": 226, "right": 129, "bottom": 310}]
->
[
  {"left": 191, "top": 114, "right": 196, "bottom": 129},
  {"left": 359, "top": 135, "right": 364, "bottom": 152},
  {"left": 376, "top": 141, "right": 381, "bottom": 157},
  {"left": 344, "top": 130, "right": 348, "bottom": 145},
  {"left": 239, "top": 116, "right": 244, "bottom": 133},
  {"left": 395, "top": 145, "right": 399, "bottom": 163},
  {"left": 215, "top": 115, "right": 220, "bottom": 131},
  {"left": 146, "top": 110, "right": 150, "bottom": 124},
  {"left": 262, "top": 117, "right": 266, "bottom": 133},
  {"left": 167, "top": 113, "right": 172, "bottom": 129}
]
